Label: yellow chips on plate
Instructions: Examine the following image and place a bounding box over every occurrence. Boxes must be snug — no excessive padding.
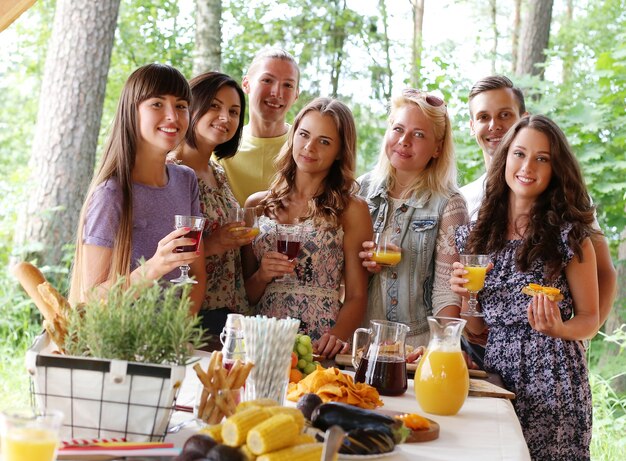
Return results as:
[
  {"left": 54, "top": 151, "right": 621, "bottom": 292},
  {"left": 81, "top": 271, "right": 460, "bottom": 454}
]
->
[{"left": 287, "top": 366, "right": 383, "bottom": 409}]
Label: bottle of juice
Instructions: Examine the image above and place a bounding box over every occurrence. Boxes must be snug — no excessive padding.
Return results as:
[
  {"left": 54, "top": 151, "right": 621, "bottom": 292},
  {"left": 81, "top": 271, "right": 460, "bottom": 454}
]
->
[{"left": 414, "top": 317, "right": 469, "bottom": 416}]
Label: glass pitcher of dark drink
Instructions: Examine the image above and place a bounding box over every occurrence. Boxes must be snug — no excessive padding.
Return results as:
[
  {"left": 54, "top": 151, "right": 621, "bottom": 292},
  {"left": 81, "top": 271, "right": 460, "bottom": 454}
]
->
[
  {"left": 220, "top": 313, "right": 246, "bottom": 370},
  {"left": 352, "top": 319, "right": 409, "bottom": 396}
]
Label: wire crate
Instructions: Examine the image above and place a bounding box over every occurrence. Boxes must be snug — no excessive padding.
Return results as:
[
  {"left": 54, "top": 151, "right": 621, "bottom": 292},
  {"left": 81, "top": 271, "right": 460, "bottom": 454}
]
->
[{"left": 25, "top": 332, "right": 186, "bottom": 442}]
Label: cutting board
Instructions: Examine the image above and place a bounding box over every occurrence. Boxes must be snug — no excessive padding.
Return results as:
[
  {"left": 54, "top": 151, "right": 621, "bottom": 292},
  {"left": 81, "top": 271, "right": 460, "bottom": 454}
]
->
[
  {"left": 334, "top": 354, "right": 489, "bottom": 379},
  {"left": 376, "top": 409, "right": 439, "bottom": 442},
  {"left": 469, "top": 378, "right": 515, "bottom": 399}
]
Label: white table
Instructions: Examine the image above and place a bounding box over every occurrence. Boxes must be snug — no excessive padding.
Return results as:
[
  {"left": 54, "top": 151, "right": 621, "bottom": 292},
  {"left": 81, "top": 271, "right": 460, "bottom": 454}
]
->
[{"left": 168, "top": 353, "right": 530, "bottom": 461}]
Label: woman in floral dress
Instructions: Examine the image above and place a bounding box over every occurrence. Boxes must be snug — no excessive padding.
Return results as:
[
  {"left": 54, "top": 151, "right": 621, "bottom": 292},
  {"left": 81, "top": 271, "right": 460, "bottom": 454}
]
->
[
  {"left": 242, "top": 97, "right": 372, "bottom": 359},
  {"left": 451, "top": 115, "right": 599, "bottom": 460},
  {"left": 170, "top": 72, "right": 253, "bottom": 336}
]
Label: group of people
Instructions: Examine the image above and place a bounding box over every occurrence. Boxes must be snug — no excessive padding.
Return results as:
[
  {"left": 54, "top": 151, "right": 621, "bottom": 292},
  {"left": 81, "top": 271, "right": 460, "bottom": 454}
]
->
[{"left": 66, "top": 48, "right": 617, "bottom": 460}]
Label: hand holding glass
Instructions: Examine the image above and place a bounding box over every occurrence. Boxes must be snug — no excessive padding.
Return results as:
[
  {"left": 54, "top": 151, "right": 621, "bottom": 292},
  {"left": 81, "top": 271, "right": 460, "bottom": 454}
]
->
[
  {"left": 228, "top": 207, "right": 259, "bottom": 239},
  {"left": 460, "top": 254, "right": 489, "bottom": 317},
  {"left": 171, "top": 215, "right": 206, "bottom": 284},
  {"left": 275, "top": 223, "right": 302, "bottom": 283},
  {"left": 0, "top": 409, "right": 63, "bottom": 461},
  {"left": 371, "top": 232, "right": 402, "bottom": 266}
]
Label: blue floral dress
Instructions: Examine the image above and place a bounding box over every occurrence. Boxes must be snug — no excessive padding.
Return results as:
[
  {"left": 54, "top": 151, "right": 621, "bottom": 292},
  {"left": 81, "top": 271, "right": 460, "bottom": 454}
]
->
[
  {"left": 456, "top": 224, "right": 591, "bottom": 461},
  {"left": 251, "top": 216, "right": 344, "bottom": 340}
]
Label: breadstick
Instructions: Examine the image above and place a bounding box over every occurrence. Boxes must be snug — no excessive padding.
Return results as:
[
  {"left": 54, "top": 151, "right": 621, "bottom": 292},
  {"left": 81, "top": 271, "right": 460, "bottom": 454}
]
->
[
  {"left": 225, "top": 360, "right": 242, "bottom": 388},
  {"left": 233, "top": 362, "right": 254, "bottom": 389},
  {"left": 11, "top": 262, "right": 55, "bottom": 324}
]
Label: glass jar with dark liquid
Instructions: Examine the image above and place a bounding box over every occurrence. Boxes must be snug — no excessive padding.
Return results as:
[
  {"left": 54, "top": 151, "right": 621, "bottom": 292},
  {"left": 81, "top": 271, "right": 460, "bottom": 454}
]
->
[{"left": 352, "top": 320, "right": 409, "bottom": 396}]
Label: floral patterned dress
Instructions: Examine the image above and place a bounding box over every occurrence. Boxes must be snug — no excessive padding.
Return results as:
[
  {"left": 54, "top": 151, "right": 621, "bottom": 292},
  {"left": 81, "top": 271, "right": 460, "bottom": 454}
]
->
[
  {"left": 456, "top": 224, "right": 591, "bottom": 461},
  {"left": 198, "top": 160, "right": 249, "bottom": 315},
  {"left": 252, "top": 216, "right": 344, "bottom": 340}
]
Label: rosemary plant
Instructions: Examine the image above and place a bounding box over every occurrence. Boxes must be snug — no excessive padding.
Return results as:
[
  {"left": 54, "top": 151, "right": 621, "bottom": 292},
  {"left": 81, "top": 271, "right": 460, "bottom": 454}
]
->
[{"left": 64, "top": 277, "right": 205, "bottom": 365}]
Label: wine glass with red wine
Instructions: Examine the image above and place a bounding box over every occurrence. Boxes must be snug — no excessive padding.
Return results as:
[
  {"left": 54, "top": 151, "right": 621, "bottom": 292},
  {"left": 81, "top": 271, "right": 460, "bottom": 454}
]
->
[
  {"left": 275, "top": 223, "right": 303, "bottom": 283},
  {"left": 171, "top": 215, "right": 206, "bottom": 284}
]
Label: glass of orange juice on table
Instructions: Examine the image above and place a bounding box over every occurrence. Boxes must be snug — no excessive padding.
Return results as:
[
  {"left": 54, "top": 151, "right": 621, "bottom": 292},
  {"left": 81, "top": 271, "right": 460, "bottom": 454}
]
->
[
  {"left": 0, "top": 409, "right": 63, "bottom": 461},
  {"left": 460, "top": 254, "right": 490, "bottom": 317},
  {"left": 228, "top": 207, "right": 259, "bottom": 238},
  {"left": 371, "top": 232, "right": 401, "bottom": 266}
]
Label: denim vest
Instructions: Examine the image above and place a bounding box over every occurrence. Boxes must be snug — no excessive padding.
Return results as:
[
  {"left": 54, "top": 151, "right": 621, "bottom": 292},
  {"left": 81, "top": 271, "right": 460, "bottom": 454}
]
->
[{"left": 357, "top": 172, "right": 450, "bottom": 337}]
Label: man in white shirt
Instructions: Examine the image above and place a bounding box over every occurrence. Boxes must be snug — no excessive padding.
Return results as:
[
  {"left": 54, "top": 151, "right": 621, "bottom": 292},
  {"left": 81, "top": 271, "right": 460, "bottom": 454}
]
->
[
  {"left": 220, "top": 48, "right": 300, "bottom": 205},
  {"left": 461, "top": 76, "right": 616, "bottom": 366}
]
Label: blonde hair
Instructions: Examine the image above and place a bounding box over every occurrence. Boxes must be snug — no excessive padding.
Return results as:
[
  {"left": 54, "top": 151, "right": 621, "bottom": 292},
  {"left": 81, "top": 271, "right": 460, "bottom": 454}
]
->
[
  {"left": 69, "top": 64, "right": 191, "bottom": 304},
  {"left": 260, "top": 97, "right": 357, "bottom": 226},
  {"left": 372, "top": 89, "right": 457, "bottom": 199}
]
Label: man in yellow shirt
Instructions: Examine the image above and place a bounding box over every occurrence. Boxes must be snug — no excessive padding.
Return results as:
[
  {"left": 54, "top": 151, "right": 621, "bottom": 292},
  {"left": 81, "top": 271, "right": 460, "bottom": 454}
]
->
[{"left": 220, "top": 48, "right": 300, "bottom": 205}]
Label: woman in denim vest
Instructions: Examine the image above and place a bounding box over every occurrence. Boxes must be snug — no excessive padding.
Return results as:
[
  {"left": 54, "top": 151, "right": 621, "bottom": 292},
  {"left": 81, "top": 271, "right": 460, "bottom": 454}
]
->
[{"left": 358, "top": 89, "right": 468, "bottom": 348}]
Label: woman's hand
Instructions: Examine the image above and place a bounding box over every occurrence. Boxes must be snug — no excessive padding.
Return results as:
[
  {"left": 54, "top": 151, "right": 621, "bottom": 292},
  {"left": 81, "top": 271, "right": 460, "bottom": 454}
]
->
[
  {"left": 255, "top": 251, "right": 295, "bottom": 284},
  {"left": 205, "top": 221, "right": 255, "bottom": 256},
  {"left": 450, "top": 261, "right": 493, "bottom": 299},
  {"left": 144, "top": 227, "right": 201, "bottom": 279},
  {"left": 358, "top": 240, "right": 382, "bottom": 274},
  {"left": 313, "top": 332, "right": 350, "bottom": 359},
  {"left": 527, "top": 293, "right": 564, "bottom": 338}
]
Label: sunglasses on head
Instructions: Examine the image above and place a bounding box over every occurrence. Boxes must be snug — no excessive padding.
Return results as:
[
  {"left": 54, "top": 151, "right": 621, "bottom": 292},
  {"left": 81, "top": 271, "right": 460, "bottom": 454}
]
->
[{"left": 402, "top": 89, "right": 446, "bottom": 108}]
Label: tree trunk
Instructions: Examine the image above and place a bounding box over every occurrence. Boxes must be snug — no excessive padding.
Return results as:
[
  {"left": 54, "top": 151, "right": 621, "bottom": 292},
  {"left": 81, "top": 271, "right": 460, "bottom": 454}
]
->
[
  {"left": 410, "top": 0, "right": 424, "bottom": 88},
  {"left": 511, "top": 0, "right": 521, "bottom": 73},
  {"left": 378, "top": 0, "right": 393, "bottom": 99},
  {"left": 12, "top": 0, "right": 120, "bottom": 268},
  {"left": 193, "top": 0, "right": 222, "bottom": 75},
  {"left": 329, "top": 0, "right": 347, "bottom": 98},
  {"left": 515, "top": 0, "right": 554, "bottom": 78},
  {"left": 490, "top": 0, "right": 497, "bottom": 74}
]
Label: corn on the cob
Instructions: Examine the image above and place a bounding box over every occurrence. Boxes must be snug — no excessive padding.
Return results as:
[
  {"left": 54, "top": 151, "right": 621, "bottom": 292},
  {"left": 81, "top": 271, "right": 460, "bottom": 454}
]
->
[
  {"left": 265, "top": 406, "right": 305, "bottom": 431},
  {"left": 198, "top": 423, "right": 223, "bottom": 443},
  {"left": 222, "top": 407, "right": 271, "bottom": 447},
  {"left": 236, "top": 398, "right": 279, "bottom": 413},
  {"left": 240, "top": 443, "right": 257, "bottom": 461},
  {"left": 292, "top": 433, "right": 316, "bottom": 445},
  {"left": 256, "top": 442, "right": 326, "bottom": 461},
  {"left": 246, "top": 414, "right": 300, "bottom": 455}
]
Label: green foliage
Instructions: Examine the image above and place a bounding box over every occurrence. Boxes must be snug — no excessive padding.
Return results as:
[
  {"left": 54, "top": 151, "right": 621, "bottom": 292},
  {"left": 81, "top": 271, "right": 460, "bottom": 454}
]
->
[{"left": 64, "top": 277, "right": 205, "bottom": 365}]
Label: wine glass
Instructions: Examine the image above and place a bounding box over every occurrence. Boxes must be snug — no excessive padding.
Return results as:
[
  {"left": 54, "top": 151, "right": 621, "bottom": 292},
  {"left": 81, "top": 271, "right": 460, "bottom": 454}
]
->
[
  {"left": 228, "top": 207, "right": 259, "bottom": 239},
  {"left": 171, "top": 215, "right": 206, "bottom": 284},
  {"left": 459, "top": 254, "right": 490, "bottom": 317},
  {"left": 274, "top": 223, "right": 303, "bottom": 283},
  {"left": 371, "top": 232, "right": 402, "bottom": 267}
]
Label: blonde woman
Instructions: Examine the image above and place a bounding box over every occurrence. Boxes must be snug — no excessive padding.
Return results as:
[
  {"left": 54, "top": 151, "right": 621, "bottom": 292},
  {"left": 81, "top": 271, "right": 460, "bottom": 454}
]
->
[{"left": 358, "top": 89, "right": 468, "bottom": 348}]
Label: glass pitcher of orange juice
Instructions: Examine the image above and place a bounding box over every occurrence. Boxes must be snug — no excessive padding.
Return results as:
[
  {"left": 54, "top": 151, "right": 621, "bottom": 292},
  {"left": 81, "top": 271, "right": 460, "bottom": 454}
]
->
[{"left": 414, "top": 316, "right": 469, "bottom": 415}]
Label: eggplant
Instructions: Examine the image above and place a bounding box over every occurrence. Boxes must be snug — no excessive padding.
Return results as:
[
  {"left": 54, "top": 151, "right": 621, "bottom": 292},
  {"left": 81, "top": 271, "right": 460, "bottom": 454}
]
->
[
  {"left": 311, "top": 402, "right": 409, "bottom": 444},
  {"left": 340, "top": 428, "right": 396, "bottom": 455}
]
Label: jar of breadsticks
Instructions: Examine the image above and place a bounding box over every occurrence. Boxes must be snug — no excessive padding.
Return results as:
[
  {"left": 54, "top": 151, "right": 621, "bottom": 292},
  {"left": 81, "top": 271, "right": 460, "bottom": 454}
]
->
[{"left": 193, "top": 351, "right": 254, "bottom": 424}]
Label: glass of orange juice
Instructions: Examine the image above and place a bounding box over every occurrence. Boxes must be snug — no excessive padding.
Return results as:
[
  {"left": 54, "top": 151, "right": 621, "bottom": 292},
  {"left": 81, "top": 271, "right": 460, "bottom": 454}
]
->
[
  {"left": 0, "top": 409, "right": 63, "bottom": 461},
  {"left": 228, "top": 207, "right": 260, "bottom": 239},
  {"left": 459, "top": 254, "right": 490, "bottom": 317},
  {"left": 371, "top": 232, "right": 402, "bottom": 266}
]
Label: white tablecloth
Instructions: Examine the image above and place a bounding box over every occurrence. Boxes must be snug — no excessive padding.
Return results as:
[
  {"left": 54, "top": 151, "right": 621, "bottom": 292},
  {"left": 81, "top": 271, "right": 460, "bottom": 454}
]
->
[{"left": 168, "top": 353, "right": 530, "bottom": 461}]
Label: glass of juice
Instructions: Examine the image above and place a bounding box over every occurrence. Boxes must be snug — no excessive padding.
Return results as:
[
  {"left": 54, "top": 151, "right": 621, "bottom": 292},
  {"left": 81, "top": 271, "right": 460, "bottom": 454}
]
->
[
  {"left": 0, "top": 409, "right": 63, "bottom": 461},
  {"left": 459, "top": 254, "right": 490, "bottom": 317},
  {"left": 275, "top": 223, "right": 303, "bottom": 283},
  {"left": 228, "top": 207, "right": 260, "bottom": 239},
  {"left": 371, "top": 232, "right": 402, "bottom": 267},
  {"left": 171, "top": 215, "right": 206, "bottom": 284}
]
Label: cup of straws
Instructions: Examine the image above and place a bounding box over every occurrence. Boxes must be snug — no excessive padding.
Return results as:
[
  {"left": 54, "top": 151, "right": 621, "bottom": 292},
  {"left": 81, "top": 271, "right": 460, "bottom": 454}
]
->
[
  {"left": 241, "top": 316, "right": 300, "bottom": 405},
  {"left": 193, "top": 351, "right": 254, "bottom": 424}
]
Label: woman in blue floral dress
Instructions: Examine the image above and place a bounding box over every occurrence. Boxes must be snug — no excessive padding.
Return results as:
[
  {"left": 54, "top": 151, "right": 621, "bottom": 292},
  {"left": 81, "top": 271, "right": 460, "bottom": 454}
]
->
[
  {"left": 242, "top": 97, "right": 372, "bottom": 359},
  {"left": 451, "top": 115, "right": 600, "bottom": 460}
]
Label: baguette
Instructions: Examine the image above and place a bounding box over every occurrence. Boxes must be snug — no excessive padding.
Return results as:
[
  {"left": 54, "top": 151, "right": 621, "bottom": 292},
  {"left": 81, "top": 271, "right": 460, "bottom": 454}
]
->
[
  {"left": 11, "top": 262, "right": 57, "bottom": 324},
  {"left": 521, "top": 283, "right": 564, "bottom": 302}
]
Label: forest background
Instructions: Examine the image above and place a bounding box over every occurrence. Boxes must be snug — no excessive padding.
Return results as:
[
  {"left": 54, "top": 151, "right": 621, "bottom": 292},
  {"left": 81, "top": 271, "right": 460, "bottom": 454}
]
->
[{"left": 0, "top": 0, "right": 624, "bottom": 458}]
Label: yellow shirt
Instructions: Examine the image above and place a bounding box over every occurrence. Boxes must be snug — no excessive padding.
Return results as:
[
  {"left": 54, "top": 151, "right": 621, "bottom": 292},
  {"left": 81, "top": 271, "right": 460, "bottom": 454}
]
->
[{"left": 219, "top": 125, "right": 289, "bottom": 205}]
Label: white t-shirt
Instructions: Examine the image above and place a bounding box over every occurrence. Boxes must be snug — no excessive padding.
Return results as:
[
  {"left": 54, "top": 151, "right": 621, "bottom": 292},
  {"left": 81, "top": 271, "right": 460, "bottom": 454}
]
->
[{"left": 460, "top": 172, "right": 486, "bottom": 221}]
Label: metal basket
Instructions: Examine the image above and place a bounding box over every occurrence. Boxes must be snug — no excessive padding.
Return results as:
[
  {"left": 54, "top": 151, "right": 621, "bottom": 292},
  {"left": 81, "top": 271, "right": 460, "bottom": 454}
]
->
[{"left": 26, "top": 332, "right": 186, "bottom": 442}]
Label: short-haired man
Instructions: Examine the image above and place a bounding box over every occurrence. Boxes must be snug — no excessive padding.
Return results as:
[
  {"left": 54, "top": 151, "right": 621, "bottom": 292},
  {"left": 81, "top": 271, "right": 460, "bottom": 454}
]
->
[
  {"left": 461, "top": 75, "right": 616, "bottom": 366},
  {"left": 220, "top": 48, "right": 300, "bottom": 205}
]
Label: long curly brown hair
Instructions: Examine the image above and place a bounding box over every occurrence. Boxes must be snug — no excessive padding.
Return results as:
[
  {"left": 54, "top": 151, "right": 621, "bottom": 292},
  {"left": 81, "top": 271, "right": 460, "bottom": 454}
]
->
[
  {"left": 465, "top": 115, "right": 598, "bottom": 281},
  {"left": 259, "top": 97, "right": 358, "bottom": 225}
]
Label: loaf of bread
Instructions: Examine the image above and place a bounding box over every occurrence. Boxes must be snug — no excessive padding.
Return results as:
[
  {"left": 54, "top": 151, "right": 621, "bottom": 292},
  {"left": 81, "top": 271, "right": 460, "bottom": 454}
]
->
[{"left": 521, "top": 283, "right": 564, "bottom": 302}]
